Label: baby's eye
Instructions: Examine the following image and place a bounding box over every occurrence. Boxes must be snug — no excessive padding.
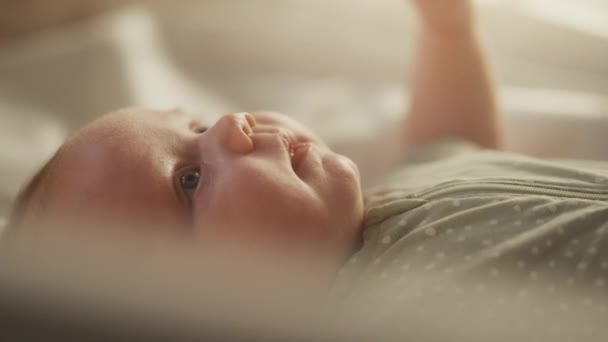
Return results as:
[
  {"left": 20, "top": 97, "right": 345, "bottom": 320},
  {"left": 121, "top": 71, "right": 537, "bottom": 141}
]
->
[
  {"left": 180, "top": 170, "right": 201, "bottom": 200},
  {"left": 194, "top": 126, "right": 208, "bottom": 134}
]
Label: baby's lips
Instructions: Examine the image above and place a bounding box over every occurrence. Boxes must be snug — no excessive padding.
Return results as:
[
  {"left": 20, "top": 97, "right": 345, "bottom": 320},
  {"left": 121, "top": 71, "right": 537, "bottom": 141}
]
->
[{"left": 290, "top": 142, "right": 312, "bottom": 172}]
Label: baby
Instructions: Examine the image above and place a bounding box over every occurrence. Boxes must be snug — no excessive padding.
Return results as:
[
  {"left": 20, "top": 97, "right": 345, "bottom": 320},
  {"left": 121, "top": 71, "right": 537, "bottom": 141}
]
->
[{"left": 6, "top": 0, "right": 608, "bottom": 303}]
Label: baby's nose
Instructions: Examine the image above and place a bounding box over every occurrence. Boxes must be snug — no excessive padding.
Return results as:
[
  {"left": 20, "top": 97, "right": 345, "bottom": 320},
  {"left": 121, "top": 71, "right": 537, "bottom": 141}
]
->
[{"left": 211, "top": 113, "right": 256, "bottom": 154}]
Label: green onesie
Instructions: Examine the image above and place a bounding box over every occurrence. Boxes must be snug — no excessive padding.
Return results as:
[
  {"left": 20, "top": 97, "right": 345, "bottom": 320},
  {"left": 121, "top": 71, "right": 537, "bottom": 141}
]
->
[{"left": 330, "top": 140, "right": 608, "bottom": 341}]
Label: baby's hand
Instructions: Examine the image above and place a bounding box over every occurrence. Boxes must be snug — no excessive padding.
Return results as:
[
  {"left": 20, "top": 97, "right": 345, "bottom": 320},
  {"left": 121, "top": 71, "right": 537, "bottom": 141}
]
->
[{"left": 411, "top": 0, "right": 475, "bottom": 34}]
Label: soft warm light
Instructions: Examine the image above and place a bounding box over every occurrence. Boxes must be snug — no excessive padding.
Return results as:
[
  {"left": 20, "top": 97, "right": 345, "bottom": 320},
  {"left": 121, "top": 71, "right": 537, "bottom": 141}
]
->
[{"left": 476, "top": 0, "right": 608, "bottom": 38}]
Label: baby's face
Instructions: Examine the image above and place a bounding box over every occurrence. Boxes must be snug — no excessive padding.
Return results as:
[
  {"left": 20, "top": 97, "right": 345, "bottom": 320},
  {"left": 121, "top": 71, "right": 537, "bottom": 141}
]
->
[{"left": 39, "top": 108, "right": 364, "bottom": 268}]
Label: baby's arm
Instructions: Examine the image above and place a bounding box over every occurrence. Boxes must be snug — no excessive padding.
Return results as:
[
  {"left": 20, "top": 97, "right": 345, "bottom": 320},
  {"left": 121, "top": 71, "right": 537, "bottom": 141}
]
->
[{"left": 404, "top": 0, "right": 502, "bottom": 149}]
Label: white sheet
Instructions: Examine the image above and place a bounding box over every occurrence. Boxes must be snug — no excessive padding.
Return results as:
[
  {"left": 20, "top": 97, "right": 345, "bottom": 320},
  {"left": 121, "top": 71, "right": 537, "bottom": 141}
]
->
[{"left": 1, "top": 0, "right": 608, "bottom": 221}]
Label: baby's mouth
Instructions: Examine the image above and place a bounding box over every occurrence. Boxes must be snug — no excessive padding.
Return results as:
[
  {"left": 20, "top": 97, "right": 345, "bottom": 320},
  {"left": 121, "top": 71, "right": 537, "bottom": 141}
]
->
[
  {"left": 274, "top": 130, "right": 301, "bottom": 171},
  {"left": 290, "top": 142, "right": 311, "bottom": 172}
]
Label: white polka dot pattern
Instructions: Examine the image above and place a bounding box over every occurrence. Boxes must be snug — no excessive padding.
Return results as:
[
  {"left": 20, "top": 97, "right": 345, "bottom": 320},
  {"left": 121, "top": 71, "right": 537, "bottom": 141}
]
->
[{"left": 332, "top": 142, "right": 608, "bottom": 341}]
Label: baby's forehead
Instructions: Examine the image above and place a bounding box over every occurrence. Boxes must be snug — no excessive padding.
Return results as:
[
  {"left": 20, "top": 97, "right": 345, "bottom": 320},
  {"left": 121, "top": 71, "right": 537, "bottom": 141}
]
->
[
  {"left": 47, "top": 135, "right": 181, "bottom": 224},
  {"left": 75, "top": 107, "right": 205, "bottom": 137},
  {"left": 65, "top": 108, "right": 195, "bottom": 157},
  {"left": 20, "top": 108, "right": 206, "bottom": 230},
  {"left": 73, "top": 109, "right": 159, "bottom": 141},
  {"left": 56, "top": 111, "right": 176, "bottom": 193},
  {"left": 52, "top": 106, "right": 215, "bottom": 193},
  {"left": 63, "top": 125, "right": 138, "bottom": 170},
  {"left": 57, "top": 138, "right": 153, "bottom": 198}
]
